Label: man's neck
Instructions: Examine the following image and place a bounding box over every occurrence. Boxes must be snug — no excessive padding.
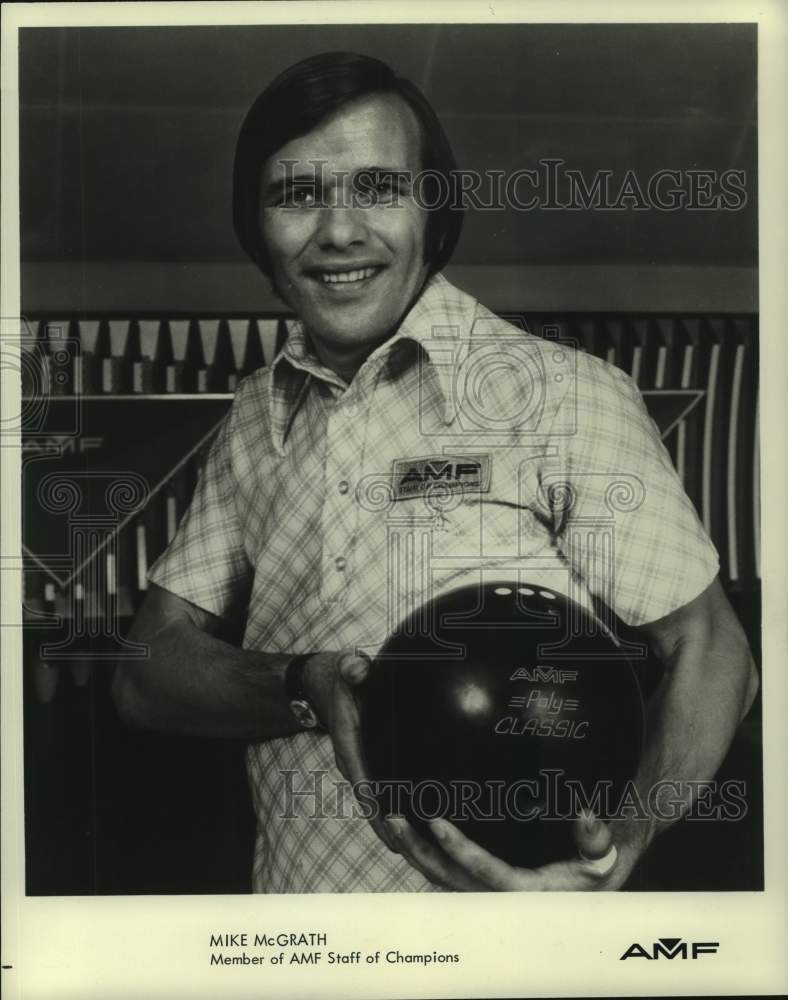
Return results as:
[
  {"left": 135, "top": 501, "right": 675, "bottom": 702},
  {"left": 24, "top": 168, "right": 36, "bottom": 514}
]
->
[{"left": 308, "top": 337, "right": 385, "bottom": 385}]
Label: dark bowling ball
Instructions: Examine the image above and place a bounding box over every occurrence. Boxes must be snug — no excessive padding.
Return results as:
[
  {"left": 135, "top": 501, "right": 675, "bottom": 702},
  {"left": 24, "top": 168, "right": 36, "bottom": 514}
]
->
[{"left": 360, "top": 580, "right": 645, "bottom": 869}]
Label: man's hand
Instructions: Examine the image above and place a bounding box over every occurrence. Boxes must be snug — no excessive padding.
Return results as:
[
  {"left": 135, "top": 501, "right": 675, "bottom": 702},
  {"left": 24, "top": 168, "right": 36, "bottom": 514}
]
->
[
  {"left": 303, "top": 654, "right": 525, "bottom": 887},
  {"left": 426, "top": 812, "right": 638, "bottom": 891},
  {"left": 302, "top": 652, "right": 402, "bottom": 856},
  {"left": 303, "top": 654, "right": 640, "bottom": 890},
  {"left": 302, "top": 575, "right": 757, "bottom": 892},
  {"left": 303, "top": 652, "right": 372, "bottom": 787},
  {"left": 376, "top": 810, "right": 639, "bottom": 892}
]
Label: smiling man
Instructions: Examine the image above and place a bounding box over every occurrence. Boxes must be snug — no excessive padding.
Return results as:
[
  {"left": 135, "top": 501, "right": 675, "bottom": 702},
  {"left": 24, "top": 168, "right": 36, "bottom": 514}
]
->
[
  {"left": 256, "top": 93, "right": 431, "bottom": 380},
  {"left": 113, "top": 52, "right": 757, "bottom": 893}
]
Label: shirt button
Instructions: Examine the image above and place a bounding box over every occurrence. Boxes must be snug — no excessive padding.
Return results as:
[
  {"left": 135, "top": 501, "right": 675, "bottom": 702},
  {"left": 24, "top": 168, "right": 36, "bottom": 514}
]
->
[
  {"left": 338, "top": 480, "right": 349, "bottom": 495},
  {"left": 334, "top": 556, "right": 347, "bottom": 572}
]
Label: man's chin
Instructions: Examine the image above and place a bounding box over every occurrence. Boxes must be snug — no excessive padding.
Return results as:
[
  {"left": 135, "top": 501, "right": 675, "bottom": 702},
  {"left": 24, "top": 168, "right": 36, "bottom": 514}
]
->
[
  {"left": 301, "top": 306, "right": 394, "bottom": 347},
  {"left": 310, "top": 324, "right": 392, "bottom": 355}
]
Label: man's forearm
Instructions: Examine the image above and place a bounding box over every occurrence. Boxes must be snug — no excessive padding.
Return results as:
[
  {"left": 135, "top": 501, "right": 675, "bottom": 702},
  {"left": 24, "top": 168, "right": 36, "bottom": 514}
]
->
[
  {"left": 112, "top": 586, "right": 339, "bottom": 741},
  {"left": 617, "top": 617, "right": 758, "bottom": 857},
  {"left": 113, "top": 617, "right": 298, "bottom": 739}
]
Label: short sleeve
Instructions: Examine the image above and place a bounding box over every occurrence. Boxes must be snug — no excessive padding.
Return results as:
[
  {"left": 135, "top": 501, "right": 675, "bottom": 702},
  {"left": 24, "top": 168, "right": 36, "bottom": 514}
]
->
[
  {"left": 545, "top": 353, "right": 719, "bottom": 626},
  {"left": 148, "top": 402, "right": 252, "bottom": 619}
]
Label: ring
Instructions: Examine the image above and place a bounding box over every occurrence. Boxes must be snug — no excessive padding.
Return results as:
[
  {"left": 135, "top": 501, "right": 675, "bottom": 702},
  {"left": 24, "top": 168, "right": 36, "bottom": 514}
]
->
[{"left": 578, "top": 844, "right": 618, "bottom": 876}]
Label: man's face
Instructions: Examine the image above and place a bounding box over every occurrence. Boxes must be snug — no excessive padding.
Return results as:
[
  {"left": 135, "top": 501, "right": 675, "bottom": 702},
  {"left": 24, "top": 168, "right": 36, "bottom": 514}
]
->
[{"left": 259, "top": 93, "right": 430, "bottom": 378}]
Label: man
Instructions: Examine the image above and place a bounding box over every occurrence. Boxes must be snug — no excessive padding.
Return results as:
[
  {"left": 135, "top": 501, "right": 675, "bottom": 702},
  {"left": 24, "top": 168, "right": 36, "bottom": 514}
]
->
[{"left": 113, "top": 52, "right": 758, "bottom": 892}]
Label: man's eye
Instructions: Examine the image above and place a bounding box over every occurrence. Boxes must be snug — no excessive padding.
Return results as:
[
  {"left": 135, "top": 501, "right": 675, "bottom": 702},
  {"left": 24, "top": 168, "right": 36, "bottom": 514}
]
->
[
  {"left": 273, "top": 185, "right": 320, "bottom": 208},
  {"left": 287, "top": 187, "right": 318, "bottom": 207},
  {"left": 354, "top": 173, "right": 405, "bottom": 206}
]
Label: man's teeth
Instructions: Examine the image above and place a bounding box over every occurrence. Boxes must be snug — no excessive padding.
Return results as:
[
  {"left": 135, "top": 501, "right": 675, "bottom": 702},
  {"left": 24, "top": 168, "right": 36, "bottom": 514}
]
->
[{"left": 318, "top": 267, "right": 378, "bottom": 284}]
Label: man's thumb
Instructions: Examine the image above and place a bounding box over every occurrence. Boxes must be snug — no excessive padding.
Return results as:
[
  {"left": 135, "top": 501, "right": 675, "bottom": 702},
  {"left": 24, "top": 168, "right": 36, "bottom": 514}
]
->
[
  {"left": 337, "top": 652, "right": 371, "bottom": 686},
  {"left": 573, "top": 809, "right": 613, "bottom": 860}
]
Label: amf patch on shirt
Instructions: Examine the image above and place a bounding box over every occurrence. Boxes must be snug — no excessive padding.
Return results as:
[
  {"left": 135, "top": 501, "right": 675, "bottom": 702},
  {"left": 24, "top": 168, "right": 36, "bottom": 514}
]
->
[{"left": 391, "top": 455, "right": 492, "bottom": 501}]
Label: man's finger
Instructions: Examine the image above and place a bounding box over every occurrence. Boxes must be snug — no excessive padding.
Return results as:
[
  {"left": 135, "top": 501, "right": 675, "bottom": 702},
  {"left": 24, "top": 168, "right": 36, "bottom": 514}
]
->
[
  {"left": 429, "top": 818, "right": 540, "bottom": 890},
  {"left": 387, "top": 817, "right": 486, "bottom": 892},
  {"left": 337, "top": 652, "right": 371, "bottom": 687},
  {"left": 329, "top": 681, "right": 399, "bottom": 854},
  {"left": 573, "top": 810, "right": 614, "bottom": 861},
  {"left": 330, "top": 691, "right": 365, "bottom": 778},
  {"left": 431, "top": 818, "right": 621, "bottom": 890}
]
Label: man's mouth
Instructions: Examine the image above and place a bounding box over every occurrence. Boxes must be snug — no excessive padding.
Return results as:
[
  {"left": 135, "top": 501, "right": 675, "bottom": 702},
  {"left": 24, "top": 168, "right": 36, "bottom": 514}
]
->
[{"left": 308, "top": 265, "right": 384, "bottom": 287}]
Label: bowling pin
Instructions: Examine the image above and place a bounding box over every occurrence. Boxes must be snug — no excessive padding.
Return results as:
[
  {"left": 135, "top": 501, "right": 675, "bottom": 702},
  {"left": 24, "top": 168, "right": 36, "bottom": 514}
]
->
[
  {"left": 198, "top": 319, "right": 221, "bottom": 392},
  {"left": 128, "top": 319, "right": 154, "bottom": 394},
  {"left": 243, "top": 319, "right": 264, "bottom": 375},
  {"left": 106, "top": 320, "right": 131, "bottom": 393},
  {"left": 139, "top": 320, "right": 163, "bottom": 393},
  {"left": 628, "top": 317, "right": 652, "bottom": 387},
  {"left": 164, "top": 485, "right": 179, "bottom": 544},
  {"left": 602, "top": 317, "right": 626, "bottom": 372},
  {"left": 227, "top": 319, "right": 249, "bottom": 390},
  {"left": 33, "top": 582, "right": 59, "bottom": 704},
  {"left": 69, "top": 582, "right": 92, "bottom": 687},
  {"left": 256, "top": 319, "right": 280, "bottom": 367},
  {"left": 168, "top": 320, "right": 190, "bottom": 393},
  {"left": 213, "top": 319, "right": 236, "bottom": 392},
  {"left": 134, "top": 517, "right": 149, "bottom": 601},
  {"left": 77, "top": 320, "right": 101, "bottom": 395}
]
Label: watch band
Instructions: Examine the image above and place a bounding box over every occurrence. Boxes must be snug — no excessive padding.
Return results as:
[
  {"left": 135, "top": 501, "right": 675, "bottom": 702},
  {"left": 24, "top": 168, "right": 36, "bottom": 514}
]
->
[
  {"left": 285, "top": 653, "right": 315, "bottom": 702},
  {"left": 285, "top": 653, "right": 322, "bottom": 730}
]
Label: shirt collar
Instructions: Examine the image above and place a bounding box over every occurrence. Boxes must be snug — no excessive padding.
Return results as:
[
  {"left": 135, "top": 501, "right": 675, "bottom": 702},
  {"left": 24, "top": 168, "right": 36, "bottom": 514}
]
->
[
  {"left": 387, "top": 272, "right": 475, "bottom": 415},
  {"left": 268, "top": 272, "right": 476, "bottom": 451}
]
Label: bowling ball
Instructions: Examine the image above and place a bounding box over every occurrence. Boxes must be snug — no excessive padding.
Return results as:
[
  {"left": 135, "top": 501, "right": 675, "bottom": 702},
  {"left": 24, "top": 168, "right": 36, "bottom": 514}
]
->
[{"left": 360, "top": 581, "right": 645, "bottom": 869}]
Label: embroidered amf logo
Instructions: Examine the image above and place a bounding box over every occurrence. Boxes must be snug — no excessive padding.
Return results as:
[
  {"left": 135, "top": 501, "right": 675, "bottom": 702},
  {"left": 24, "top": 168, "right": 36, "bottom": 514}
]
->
[{"left": 391, "top": 455, "right": 492, "bottom": 501}]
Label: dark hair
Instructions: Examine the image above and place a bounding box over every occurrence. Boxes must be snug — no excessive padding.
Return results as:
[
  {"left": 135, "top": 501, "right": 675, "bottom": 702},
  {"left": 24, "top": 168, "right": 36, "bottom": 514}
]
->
[{"left": 232, "top": 51, "right": 463, "bottom": 279}]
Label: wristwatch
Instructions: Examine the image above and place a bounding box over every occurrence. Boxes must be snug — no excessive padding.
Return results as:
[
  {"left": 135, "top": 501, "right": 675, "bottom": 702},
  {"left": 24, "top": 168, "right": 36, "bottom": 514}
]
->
[{"left": 285, "top": 653, "right": 322, "bottom": 730}]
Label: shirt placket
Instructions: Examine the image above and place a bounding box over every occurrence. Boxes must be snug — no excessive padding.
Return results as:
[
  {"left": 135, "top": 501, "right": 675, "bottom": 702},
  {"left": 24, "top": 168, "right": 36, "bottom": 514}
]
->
[{"left": 319, "top": 375, "right": 374, "bottom": 605}]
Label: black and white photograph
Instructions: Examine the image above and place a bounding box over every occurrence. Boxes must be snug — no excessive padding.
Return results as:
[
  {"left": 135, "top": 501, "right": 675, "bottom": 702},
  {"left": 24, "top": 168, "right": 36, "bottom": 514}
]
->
[{"left": 2, "top": 3, "right": 786, "bottom": 998}]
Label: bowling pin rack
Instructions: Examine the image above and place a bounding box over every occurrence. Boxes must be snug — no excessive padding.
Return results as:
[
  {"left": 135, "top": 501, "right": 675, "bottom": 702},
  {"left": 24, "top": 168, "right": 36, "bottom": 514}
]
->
[{"left": 19, "top": 310, "right": 760, "bottom": 701}]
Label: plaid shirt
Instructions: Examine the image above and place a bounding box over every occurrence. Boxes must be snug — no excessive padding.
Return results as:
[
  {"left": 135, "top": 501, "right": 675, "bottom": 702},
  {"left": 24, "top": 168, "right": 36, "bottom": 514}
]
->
[{"left": 149, "top": 273, "right": 718, "bottom": 893}]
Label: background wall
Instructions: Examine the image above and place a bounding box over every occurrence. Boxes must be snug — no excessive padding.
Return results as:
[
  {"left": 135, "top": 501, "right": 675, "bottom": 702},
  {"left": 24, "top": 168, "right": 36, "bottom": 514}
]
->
[{"left": 19, "top": 22, "right": 757, "bottom": 313}]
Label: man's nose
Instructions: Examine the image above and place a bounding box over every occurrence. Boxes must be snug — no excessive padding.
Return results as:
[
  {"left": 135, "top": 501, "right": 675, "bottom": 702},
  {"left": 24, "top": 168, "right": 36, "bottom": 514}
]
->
[{"left": 313, "top": 204, "right": 367, "bottom": 250}]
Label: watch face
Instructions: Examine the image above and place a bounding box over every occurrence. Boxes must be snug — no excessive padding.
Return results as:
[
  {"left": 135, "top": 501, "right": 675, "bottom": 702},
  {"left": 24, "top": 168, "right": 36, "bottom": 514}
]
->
[{"left": 290, "top": 699, "right": 319, "bottom": 729}]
